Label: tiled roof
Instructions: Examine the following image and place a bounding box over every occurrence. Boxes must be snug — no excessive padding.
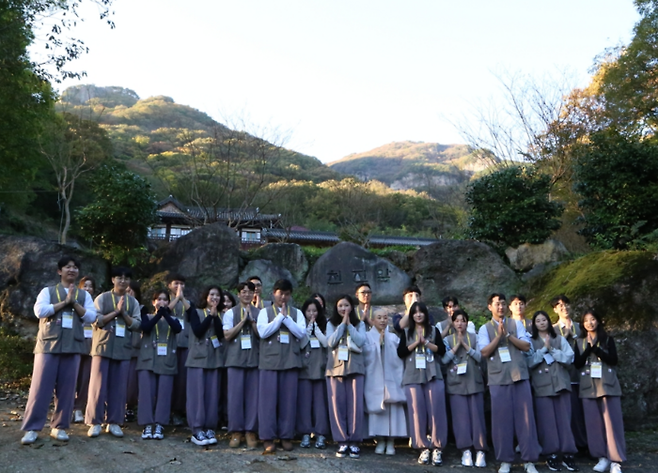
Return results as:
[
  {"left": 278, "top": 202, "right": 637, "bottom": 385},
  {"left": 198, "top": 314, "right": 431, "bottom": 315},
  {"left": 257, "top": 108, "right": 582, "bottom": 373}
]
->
[{"left": 263, "top": 228, "right": 437, "bottom": 246}]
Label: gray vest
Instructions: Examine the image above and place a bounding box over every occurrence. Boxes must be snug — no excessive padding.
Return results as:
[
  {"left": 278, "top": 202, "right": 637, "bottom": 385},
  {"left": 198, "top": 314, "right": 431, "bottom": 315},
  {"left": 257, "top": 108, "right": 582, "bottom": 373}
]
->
[
  {"left": 401, "top": 327, "right": 443, "bottom": 386},
  {"left": 259, "top": 306, "right": 302, "bottom": 371},
  {"left": 300, "top": 332, "right": 327, "bottom": 381},
  {"left": 325, "top": 321, "right": 366, "bottom": 377},
  {"left": 484, "top": 319, "right": 529, "bottom": 386},
  {"left": 224, "top": 305, "right": 260, "bottom": 369},
  {"left": 136, "top": 316, "right": 178, "bottom": 376},
  {"left": 553, "top": 321, "right": 581, "bottom": 383},
  {"left": 186, "top": 309, "right": 225, "bottom": 369},
  {"left": 578, "top": 338, "right": 622, "bottom": 399},
  {"left": 529, "top": 336, "right": 572, "bottom": 397},
  {"left": 91, "top": 292, "right": 141, "bottom": 360},
  {"left": 34, "top": 285, "right": 88, "bottom": 355},
  {"left": 172, "top": 300, "right": 190, "bottom": 349},
  {"left": 444, "top": 332, "right": 484, "bottom": 395}
]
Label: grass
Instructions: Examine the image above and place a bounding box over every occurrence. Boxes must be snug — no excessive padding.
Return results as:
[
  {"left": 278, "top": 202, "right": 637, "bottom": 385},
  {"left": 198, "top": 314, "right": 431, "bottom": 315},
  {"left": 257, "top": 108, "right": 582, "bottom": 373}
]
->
[{"left": 0, "top": 330, "right": 34, "bottom": 390}]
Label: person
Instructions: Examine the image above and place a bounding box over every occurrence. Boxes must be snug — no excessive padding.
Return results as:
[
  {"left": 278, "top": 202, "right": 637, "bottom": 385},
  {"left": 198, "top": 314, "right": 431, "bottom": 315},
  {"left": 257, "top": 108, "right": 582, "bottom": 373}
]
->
[
  {"left": 311, "top": 292, "right": 326, "bottom": 310},
  {"left": 125, "top": 280, "right": 144, "bottom": 423},
  {"left": 477, "top": 293, "right": 541, "bottom": 473},
  {"left": 527, "top": 310, "right": 578, "bottom": 472},
  {"left": 574, "top": 309, "right": 625, "bottom": 473},
  {"left": 355, "top": 283, "right": 375, "bottom": 328},
  {"left": 167, "top": 273, "right": 194, "bottom": 426},
  {"left": 364, "top": 308, "right": 406, "bottom": 455},
  {"left": 186, "top": 285, "right": 225, "bottom": 446},
  {"left": 73, "top": 275, "right": 96, "bottom": 424},
  {"left": 21, "top": 256, "right": 96, "bottom": 445},
  {"left": 551, "top": 294, "right": 588, "bottom": 451},
  {"left": 136, "top": 289, "right": 182, "bottom": 440},
  {"left": 223, "top": 281, "right": 260, "bottom": 450},
  {"left": 509, "top": 294, "right": 532, "bottom": 332},
  {"left": 437, "top": 296, "right": 476, "bottom": 338},
  {"left": 397, "top": 302, "right": 447, "bottom": 466},
  {"left": 86, "top": 266, "right": 142, "bottom": 438},
  {"left": 222, "top": 291, "right": 236, "bottom": 314},
  {"left": 441, "top": 309, "right": 488, "bottom": 468},
  {"left": 392, "top": 285, "right": 423, "bottom": 332},
  {"left": 326, "top": 294, "right": 367, "bottom": 459},
  {"left": 250, "top": 276, "right": 271, "bottom": 309},
  {"left": 256, "top": 279, "right": 306, "bottom": 453},
  {"left": 297, "top": 298, "right": 330, "bottom": 450}
]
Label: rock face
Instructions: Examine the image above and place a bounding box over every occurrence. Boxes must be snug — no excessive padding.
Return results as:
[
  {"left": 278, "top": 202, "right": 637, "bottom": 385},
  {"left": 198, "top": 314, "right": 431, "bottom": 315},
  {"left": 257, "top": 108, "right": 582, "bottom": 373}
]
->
[
  {"left": 250, "top": 243, "right": 309, "bottom": 282},
  {"left": 0, "top": 235, "right": 108, "bottom": 337},
  {"left": 239, "top": 260, "right": 297, "bottom": 299},
  {"left": 306, "top": 242, "right": 411, "bottom": 305},
  {"left": 413, "top": 240, "right": 521, "bottom": 313},
  {"left": 506, "top": 239, "right": 570, "bottom": 272}
]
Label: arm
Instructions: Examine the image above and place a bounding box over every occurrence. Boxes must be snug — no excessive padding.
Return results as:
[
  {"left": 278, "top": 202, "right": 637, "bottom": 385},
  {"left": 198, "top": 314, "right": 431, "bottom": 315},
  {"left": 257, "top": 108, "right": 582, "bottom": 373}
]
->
[
  {"left": 593, "top": 336, "right": 618, "bottom": 366},
  {"left": 125, "top": 298, "right": 141, "bottom": 331},
  {"left": 509, "top": 320, "right": 531, "bottom": 352},
  {"left": 441, "top": 339, "right": 455, "bottom": 364},
  {"left": 326, "top": 321, "right": 346, "bottom": 348},
  {"left": 257, "top": 309, "right": 283, "bottom": 338},
  {"left": 33, "top": 287, "right": 54, "bottom": 318},
  {"left": 430, "top": 327, "right": 446, "bottom": 356},
  {"left": 439, "top": 319, "right": 452, "bottom": 339},
  {"left": 282, "top": 309, "right": 306, "bottom": 339},
  {"left": 528, "top": 341, "right": 547, "bottom": 368},
  {"left": 78, "top": 291, "right": 97, "bottom": 323},
  {"left": 551, "top": 335, "right": 574, "bottom": 365},
  {"left": 189, "top": 309, "right": 213, "bottom": 338},
  {"left": 140, "top": 313, "right": 162, "bottom": 334},
  {"left": 161, "top": 307, "right": 182, "bottom": 334},
  {"left": 312, "top": 323, "right": 328, "bottom": 347},
  {"left": 95, "top": 294, "right": 120, "bottom": 328},
  {"left": 573, "top": 340, "right": 592, "bottom": 368},
  {"left": 346, "top": 321, "right": 366, "bottom": 347},
  {"left": 213, "top": 316, "right": 225, "bottom": 340},
  {"left": 478, "top": 325, "right": 500, "bottom": 358},
  {"left": 398, "top": 311, "right": 410, "bottom": 330},
  {"left": 397, "top": 330, "right": 411, "bottom": 359},
  {"left": 223, "top": 311, "right": 247, "bottom": 341}
]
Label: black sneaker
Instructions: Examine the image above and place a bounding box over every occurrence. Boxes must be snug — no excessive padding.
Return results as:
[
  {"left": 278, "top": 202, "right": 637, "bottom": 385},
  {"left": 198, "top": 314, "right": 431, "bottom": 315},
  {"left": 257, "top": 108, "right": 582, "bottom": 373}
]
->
[
  {"left": 336, "top": 444, "right": 348, "bottom": 458},
  {"left": 562, "top": 455, "right": 579, "bottom": 472},
  {"left": 141, "top": 425, "right": 153, "bottom": 440},
  {"left": 125, "top": 409, "right": 135, "bottom": 423},
  {"left": 547, "top": 454, "right": 562, "bottom": 471},
  {"left": 191, "top": 431, "right": 209, "bottom": 446},
  {"left": 349, "top": 445, "right": 360, "bottom": 459},
  {"left": 153, "top": 424, "right": 164, "bottom": 440}
]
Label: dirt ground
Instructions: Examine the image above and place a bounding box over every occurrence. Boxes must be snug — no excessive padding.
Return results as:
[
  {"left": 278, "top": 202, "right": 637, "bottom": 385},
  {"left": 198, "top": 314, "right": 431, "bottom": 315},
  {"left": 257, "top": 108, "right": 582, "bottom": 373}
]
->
[{"left": 0, "top": 390, "right": 655, "bottom": 473}]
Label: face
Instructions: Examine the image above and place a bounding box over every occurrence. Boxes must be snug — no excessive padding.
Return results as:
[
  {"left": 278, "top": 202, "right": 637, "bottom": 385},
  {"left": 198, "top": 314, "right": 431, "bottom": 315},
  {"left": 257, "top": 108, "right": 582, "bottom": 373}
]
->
[
  {"left": 509, "top": 299, "right": 526, "bottom": 318},
  {"left": 126, "top": 286, "right": 135, "bottom": 298},
  {"left": 453, "top": 314, "right": 467, "bottom": 333},
  {"left": 169, "top": 280, "right": 184, "bottom": 293},
  {"left": 444, "top": 301, "right": 459, "bottom": 316},
  {"left": 553, "top": 300, "right": 571, "bottom": 319},
  {"left": 404, "top": 292, "right": 420, "bottom": 308},
  {"left": 58, "top": 261, "right": 79, "bottom": 283},
  {"left": 112, "top": 274, "right": 130, "bottom": 293},
  {"left": 250, "top": 279, "right": 262, "bottom": 295},
  {"left": 305, "top": 303, "right": 318, "bottom": 323},
  {"left": 337, "top": 298, "right": 352, "bottom": 317},
  {"left": 223, "top": 294, "right": 234, "bottom": 310},
  {"left": 534, "top": 313, "right": 550, "bottom": 332},
  {"left": 583, "top": 313, "right": 598, "bottom": 333},
  {"left": 273, "top": 289, "right": 291, "bottom": 307},
  {"left": 153, "top": 293, "right": 169, "bottom": 309},
  {"left": 412, "top": 307, "right": 426, "bottom": 324},
  {"left": 374, "top": 312, "right": 388, "bottom": 331},
  {"left": 207, "top": 288, "right": 221, "bottom": 307},
  {"left": 488, "top": 296, "right": 507, "bottom": 320},
  {"left": 238, "top": 286, "right": 254, "bottom": 305},
  {"left": 82, "top": 280, "right": 94, "bottom": 295},
  {"left": 356, "top": 286, "right": 372, "bottom": 305}
]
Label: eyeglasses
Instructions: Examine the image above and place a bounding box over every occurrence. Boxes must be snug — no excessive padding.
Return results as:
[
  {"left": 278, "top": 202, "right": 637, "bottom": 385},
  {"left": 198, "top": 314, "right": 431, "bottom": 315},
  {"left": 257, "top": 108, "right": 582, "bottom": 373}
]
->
[
  {"left": 358, "top": 291, "right": 372, "bottom": 295},
  {"left": 113, "top": 276, "right": 131, "bottom": 282}
]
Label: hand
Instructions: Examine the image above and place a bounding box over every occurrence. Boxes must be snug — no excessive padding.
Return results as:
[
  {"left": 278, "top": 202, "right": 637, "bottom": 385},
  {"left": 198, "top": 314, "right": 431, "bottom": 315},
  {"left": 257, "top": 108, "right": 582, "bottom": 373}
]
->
[
  {"left": 419, "top": 333, "right": 426, "bottom": 347},
  {"left": 116, "top": 296, "right": 125, "bottom": 316},
  {"left": 562, "top": 326, "right": 572, "bottom": 338},
  {"left": 543, "top": 335, "right": 551, "bottom": 350},
  {"left": 497, "top": 321, "right": 507, "bottom": 338},
  {"left": 587, "top": 332, "right": 597, "bottom": 347},
  {"left": 456, "top": 331, "right": 464, "bottom": 346},
  {"left": 461, "top": 338, "right": 470, "bottom": 350},
  {"left": 379, "top": 329, "right": 385, "bottom": 345},
  {"left": 209, "top": 300, "right": 218, "bottom": 317},
  {"left": 342, "top": 311, "right": 350, "bottom": 325},
  {"left": 176, "top": 284, "right": 184, "bottom": 301},
  {"left": 65, "top": 284, "right": 75, "bottom": 305}
]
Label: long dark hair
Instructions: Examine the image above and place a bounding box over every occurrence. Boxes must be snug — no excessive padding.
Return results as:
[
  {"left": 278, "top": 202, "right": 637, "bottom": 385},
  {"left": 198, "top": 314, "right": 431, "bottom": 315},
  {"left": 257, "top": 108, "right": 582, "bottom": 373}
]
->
[
  {"left": 301, "top": 298, "right": 327, "bottom": 333},
  {"left": 329, "top": 294, "right": 360, "bottom": 327},
  {"left": 198, "top": 285, "right": 223, "bottom": 310},
  {"left": 578, "top": 308, "right": 608, "bottom": 345},
  {"left": 222, "top": 291, "right": 237, "bottom": 309},
  {"left": 310, "top": 292, "right": 326, "bottom": 309},
  {"left": 531, "top": 310, "right": 557, "bottom": 339},
  {"left": 408, "top": 302, "right": 432, "bottom": 339}
]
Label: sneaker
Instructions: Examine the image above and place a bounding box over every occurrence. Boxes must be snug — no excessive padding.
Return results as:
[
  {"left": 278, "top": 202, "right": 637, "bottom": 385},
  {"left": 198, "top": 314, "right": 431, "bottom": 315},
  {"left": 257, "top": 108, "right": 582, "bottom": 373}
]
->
[
  {"left": 375, "top": 437, "right": 386, "bottom": 455},
  {"left": 593, "top": 458, "right": 610, "bottom": 473},
  {"left": 385, "top": 438, "right": 395, "bottom": 455},
  {"left": 499, "top": 462, "right": 512, "bottom": 473},
  {"left": 562, "top": 455, "right": 579, "bottom": 471},
  {"left": 191, "top": 431, "right": 209, "bottom": 446},
  {"left": 336, "top": 444, "right": 348, "bottom": 458},
  {"left": 73, "top": 410, "right": 84, "bottom": 423},
  {"left": 50, "top": 428, "right": 69, "bottom": 441},
  {"left": 475, "top": 451, "right": 487, "bottom": 468},
  {"left": 153, "top": 424, "right": 164, "bottom": 440},
  {"left": 300, "top": 434, "right": 311, "bottom": 448},
  {"left": 141, "top": 425, "right": 153, "bottom": 440},
  {"left": 524, "top": 463, "right": 539, "bottom": 473},
  {"left": 418, "top": 448, "right": 431, "bottom": 465},
  {"left": 87, "top": 424, "right": 102, "bottom": 438},
  {"left": 205, "top": 429, "right": 217, "bottom": 445},
  {"left": 125, "top": 409, "right": 135, "bottom": 422},
  {"left": 609, "top": 462, "right": 622, "bottom": 473},
  {"left": 229, "top": 432, "right": 242, "bottom": 448},
  {"left": 432, "top": 449, "right": 442, "bottom": 466},
  {"left": 546, "top": 454, "right": 561, "bottom": 471},
  {"left": 106, "top": 423, "right": 124, "bottom": 438},
  {"left": 462, "top": 449, "right": 474, "bottom": 467},
  {"left": 349, "top": 445, "right": 360, "bottom": 459},
  {"left": 314, "top": 434, "right": 326, "bottom": 449},
  {"left": 21, "top": 431, "right": 38, "bottom": 445}
]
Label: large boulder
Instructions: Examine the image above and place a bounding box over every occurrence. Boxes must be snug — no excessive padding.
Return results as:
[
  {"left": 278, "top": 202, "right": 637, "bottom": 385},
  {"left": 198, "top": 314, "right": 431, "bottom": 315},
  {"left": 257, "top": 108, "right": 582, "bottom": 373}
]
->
[
  {"left": 239, "top": 259, "right": 297, "bottom": 299},
  {"left": 506, "top": 239, "right": 570, "bottom": 272},
  {"left": 250, "top": 243, "right": 309, "bottom": 282},
  {"left": 0, "top": 235, "right": 108, "bottom": 337},
  {"left": 413, "top": 240, "right": 521, "bottom": 313},
  {"left": 306, "top": 242, "right": 411, "bottom": 305}
]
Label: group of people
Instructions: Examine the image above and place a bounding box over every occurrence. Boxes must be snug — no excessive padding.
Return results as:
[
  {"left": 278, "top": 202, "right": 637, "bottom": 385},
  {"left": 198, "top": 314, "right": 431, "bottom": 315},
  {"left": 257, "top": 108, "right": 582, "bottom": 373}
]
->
[{"left": 19, "top": 256, "right": 626, "bottom": 473}]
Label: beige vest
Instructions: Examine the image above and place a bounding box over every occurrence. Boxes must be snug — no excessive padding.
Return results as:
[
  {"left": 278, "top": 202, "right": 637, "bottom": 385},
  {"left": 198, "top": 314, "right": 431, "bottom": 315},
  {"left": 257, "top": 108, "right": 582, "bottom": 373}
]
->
[
  {"left": 136, "top": 316, "right": 178, "bottom": 376},
  {"left": 91, "top": 292, "right": 141, "bottom": 360},
  {"left": 325, "top": 321, "right": 366, "bottom": 377},
  {"left": 578, "top": 338, "right": 622, "bottom": 399},
  {"left": 444, "top": 332, "right": 484, "bottom": 395},
  {"left": 259, "top": 306, "right": 302, "bottom": 371},
  {"left": 553, "top": 321, "right": 581, "bottom": 383},
  {"left": 224, "top": 305, "right": 260, "bottom": 369},
  {"left": 185, "top": 309, "right": 225, "bottom": 369},
  {"left": 401, "top": 327, "right": 443, "bottom": 386},
  {"left": 34, "top": 285, "right": 88, "bottom": 355},
  {"left": 484, "top": 318, "right": 529, "bottom": 386},
  {"left": 529, "top": 336, "right": 572, "bottom": 397},
  {"left": 300, "top": 333, "right": 327, "bottom": 381}
]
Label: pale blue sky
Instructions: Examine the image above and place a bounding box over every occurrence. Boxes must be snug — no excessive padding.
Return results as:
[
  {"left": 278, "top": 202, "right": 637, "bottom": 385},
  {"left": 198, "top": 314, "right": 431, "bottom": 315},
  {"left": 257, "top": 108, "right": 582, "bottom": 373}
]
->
[{"left": 50, "top": 0, "right": 640, "bottom": 163}]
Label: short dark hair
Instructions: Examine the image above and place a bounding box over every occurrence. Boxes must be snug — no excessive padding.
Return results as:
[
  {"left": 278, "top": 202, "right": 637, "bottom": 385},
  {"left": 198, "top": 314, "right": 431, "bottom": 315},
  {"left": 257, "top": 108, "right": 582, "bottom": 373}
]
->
[
  {"left": 248, "top": 275, "right": 262, "bottom": 283},
  {"left": 451, "top": 308, "right": 469, "bottom": 323},
  {"left": 355, "top": 282, "right": 371, "bottom": 293},
  {"left": 550, "top": 294, "right": 570, "bottom": 308},
  {"left": 111, "top": 266, "right": 132, "bottom": 278},
  {"left": 58, "top": 256, "right": 80, "bottom": 270},
  {"left": 403, "top": 286, "right": 422, "bottom": 297},
  {"left": 166, "top": 273, "right": 186, "bottom": 284},
  {"left": 487, "top": 293, "right": 506, "bottom": 305},
  {"left": 129, "top": 280, "right": 142, "bottom": 302},
  {"left": 273, "top": 279, "right": 293, "bottom": 293},
  {"left": 531, "top": 310, "right": 557, "bottom": 339},
  {"left": 442, "top": 296, "right": 458, "bottom": 308},
  {"left": 236, "top": 281, "right": 256, "bottom": 292},
  {"left": 510, "top": 294, "right": 527, "bottom": 304}
]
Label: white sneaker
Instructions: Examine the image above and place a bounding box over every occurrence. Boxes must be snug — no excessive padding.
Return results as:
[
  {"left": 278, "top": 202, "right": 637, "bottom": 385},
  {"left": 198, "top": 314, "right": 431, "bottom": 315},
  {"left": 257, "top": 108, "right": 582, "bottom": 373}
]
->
[
  {"left": 73, "top": 410, "right": 84, "bottom": 423},
  {"left": 385, "top": 438, "right": 395, "bottom": 455},
  {"left": 418, "top": 448, "right": 431, "bottom": 465},
  {"left": 475, "top": 451, "right": 487, "bottom": 468},
  {"left": 462, "top": 449, "right": 474, "bottom": 467},
  {"left": 21, "top": 431, "right": 38, "bottom": 445},
  {"left": 593, "top": 457, "right": 611, "bottom": 472},
  {"left": 524, "top": 463, "right": 539, "bottom": 473},
  {"left": 106, "top": 423, "right": 124, "bottom": 437},
  {"left": 87, "top": 424, "right": 102, "bottom": 437},
  {"left": 432, "top": 449, "right": 442, "bottom": 466},
  {"left": 50, "top": 428, "right": 69, "bottom": 441},
  {"left": 375, "top": 437, "right": 386, "bottom": 454},
  {"left": 610, "top": 462, "right": 622, "bottom": 473},
  {"left": 498, "top": 462, "right": 512, "bottom": 473}
]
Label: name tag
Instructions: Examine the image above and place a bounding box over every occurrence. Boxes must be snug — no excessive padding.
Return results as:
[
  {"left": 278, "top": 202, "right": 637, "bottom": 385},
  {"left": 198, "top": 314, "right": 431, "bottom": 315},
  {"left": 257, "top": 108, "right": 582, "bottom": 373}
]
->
[
  {"left": 499, "top": 346, "right": 511, "bottom": 363},
  {"left": 84, "top": 325, "right": 93, "bottom": 338},
  {"left": 415, "top": 351, "right": 427, "bottom": 369},
  {"left": 310, "top": 337, "right": 320, "bottom": 349},
  {"left": 457, "top": 362, "right": 467, "bottom": 375},
  {"left": 280, "top": 331, "right": 290, "bottom": 344},
  {"left": 240, "top": 335, "right": 251, "bottom": 350},
  {"left": 338, "top": 345, "right": 349, "bottom": 361},
  {"left": 157, "top": 343, "right": 167, "bottom": 356},
  {"left": 591, "top": 361, "right": 602, "bottom": 379},
  {"left": 543, "top": 353, "right": 555, "bottom": 365},
  {"left": 62, "top": 311, "right": 74, "bottom": 329},
  {"left": 210, "top": 335, "right": 220, "bottom": 348},
  {"left": 116, "top": 322, "right": 126, "bottom": 338}
]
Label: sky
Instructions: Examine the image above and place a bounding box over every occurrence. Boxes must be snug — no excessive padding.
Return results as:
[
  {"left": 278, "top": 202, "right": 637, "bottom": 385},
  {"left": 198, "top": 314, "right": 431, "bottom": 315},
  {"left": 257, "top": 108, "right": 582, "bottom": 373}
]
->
[{"left": 46, "top": 0, "right": 641, "bottom": 163}]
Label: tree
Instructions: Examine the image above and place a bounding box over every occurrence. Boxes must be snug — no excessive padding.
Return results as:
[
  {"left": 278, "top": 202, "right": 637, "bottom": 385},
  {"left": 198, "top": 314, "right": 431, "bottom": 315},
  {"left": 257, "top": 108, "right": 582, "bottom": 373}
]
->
[
  {"left": 465, "top": 165, "right": 564, "bottom": 248},
  {"left": 76, "top": 164, "right": 157, "bottom": 264}
]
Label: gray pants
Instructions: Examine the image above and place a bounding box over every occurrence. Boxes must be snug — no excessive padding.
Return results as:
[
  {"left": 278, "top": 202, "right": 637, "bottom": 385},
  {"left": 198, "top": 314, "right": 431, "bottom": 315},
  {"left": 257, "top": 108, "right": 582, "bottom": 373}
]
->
[
  {"left": 258, "top": 369, "right": 298, "bottom": 441},
  {"left": 582, "top": 396, "right": 626, "bottom": 463},
  {"left": 74, "top": 354, "right": 91, "bottom": 411},
  {"left": 570, "top": 385, "right": 588, "bottom": 448},
  {"left": 404, "top": 379, "right": 448, "bottom": 450},
  {"left": 172, "top": 347, "right": 188, "bottom": 413},
  {"left": 85, "top": 357, "right": 130, "bottom": 425},
  {"left": 449, "top": 392, "right": 487, "bottom": 451},
  {"left": 327, "top": 374, "right": 364, "bottom": 444},
  {"left": 535, "top": 391, "right": 577, "bottom": 455},
  {"left": 490, "top": 381, "right": 541, "bottom": 463},
  {"left": 22, "top": 353, "right": 80, "bottom": 431},
  {"left": 297, "top": 378, "right": 329, "bottom": 436},
  {"left": 227, "top": 367, "right": 258, "bottom": 433},
  {"left": 186, "top": 367, "right": 220, "bottom": 435},
  {"left": 138, "top": 370, "right": 174, "bottom": 426}
]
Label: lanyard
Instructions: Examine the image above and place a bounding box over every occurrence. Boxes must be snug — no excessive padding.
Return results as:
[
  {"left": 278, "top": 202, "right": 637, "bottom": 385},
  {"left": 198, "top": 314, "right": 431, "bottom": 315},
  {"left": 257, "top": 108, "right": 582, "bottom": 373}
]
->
[
  {"left": 55, "top": 284, "right": 79, "bottom": 303},
  {"left": 277, "top": 305, "right": 290, "bottom": 317},
  {"left": 111, "top": 293, "right": 130, "bottom": 313},
  {"left": 155, "top": 321, "right": 170, "bottom": 342},
  {"left": 252, "top": 299, "right": 264, "bottom": 309},
  {"left": 360, "top": 306, "right": 372, "bottom": 321},
  {"left": 452, "top": 333, "right": 471, "bottom": 349}
]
